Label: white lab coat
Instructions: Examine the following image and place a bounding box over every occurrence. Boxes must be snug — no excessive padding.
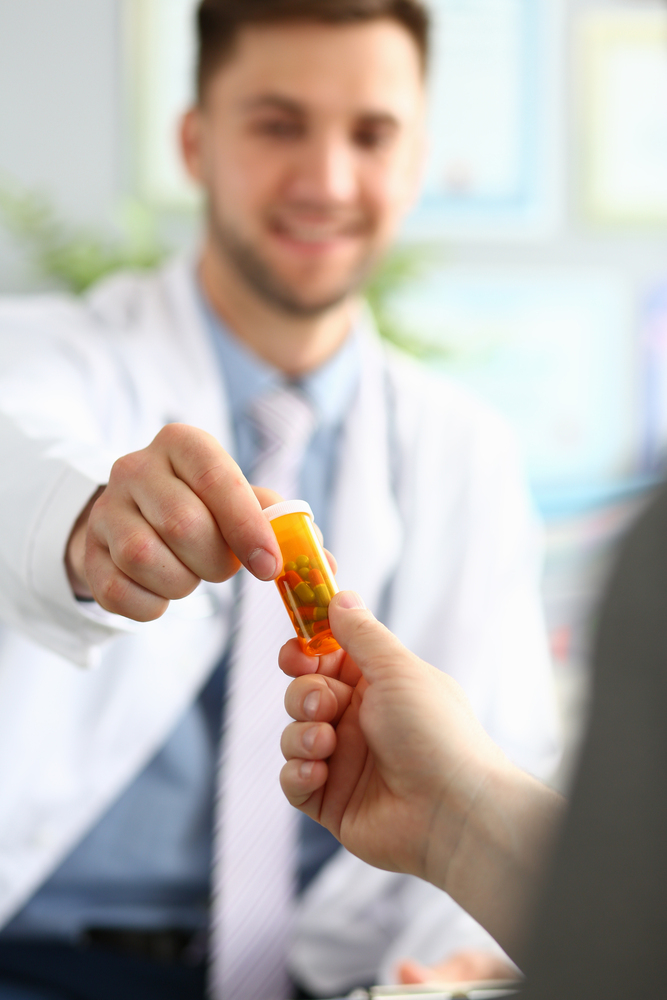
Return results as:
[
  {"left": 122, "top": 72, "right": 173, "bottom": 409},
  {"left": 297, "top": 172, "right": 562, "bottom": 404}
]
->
[{"left": 0, "top": 256, "right": 558, "bottom": 994}]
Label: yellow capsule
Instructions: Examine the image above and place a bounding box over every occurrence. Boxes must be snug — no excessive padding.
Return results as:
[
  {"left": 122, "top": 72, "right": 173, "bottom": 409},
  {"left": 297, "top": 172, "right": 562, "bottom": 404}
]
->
[
  {"left": 313, "top": 583, "right": 331, "bottom": 608},
  {"left": 294, "top": 581, "right": 316, "bottom": 605}
]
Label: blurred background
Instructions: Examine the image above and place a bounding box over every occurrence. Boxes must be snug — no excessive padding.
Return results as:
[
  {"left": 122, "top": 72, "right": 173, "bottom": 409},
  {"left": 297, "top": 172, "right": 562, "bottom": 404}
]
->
[{"left": 1, "top": 0, "right": 666, "bottom": 786}]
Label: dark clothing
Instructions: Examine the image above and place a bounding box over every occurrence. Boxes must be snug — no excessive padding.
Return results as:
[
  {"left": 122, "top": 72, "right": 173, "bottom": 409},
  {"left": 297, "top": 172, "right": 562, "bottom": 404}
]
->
[
  {"left": 0, "top": 939, "right": 321, "bottom": 1000},
  {"left": 0, "top": 939, "right": 206, "bottom": 1000},
  {"left": 524, "top": 482, "right": 667, "bottom": 998}
]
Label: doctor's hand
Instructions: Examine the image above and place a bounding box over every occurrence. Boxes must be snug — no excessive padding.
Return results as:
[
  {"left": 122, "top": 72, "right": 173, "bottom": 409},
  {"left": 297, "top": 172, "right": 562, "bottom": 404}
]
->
[
  {"left": 65, "top": 423, "right": 283, "bottom": 621},
  {"left": 280, "top": 592, "right": 565, "bottom": 963}
]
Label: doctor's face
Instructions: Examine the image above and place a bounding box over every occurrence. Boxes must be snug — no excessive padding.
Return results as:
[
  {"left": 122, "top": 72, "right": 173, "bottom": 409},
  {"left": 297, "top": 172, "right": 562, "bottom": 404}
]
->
[{"left": 181, "top": 18, "right": 426, "bottom": 316}]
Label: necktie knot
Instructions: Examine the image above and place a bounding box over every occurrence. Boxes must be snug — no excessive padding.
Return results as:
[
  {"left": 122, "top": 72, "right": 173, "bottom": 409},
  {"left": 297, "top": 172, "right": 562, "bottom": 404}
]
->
[{"left": 248, "top": 385, "right": 317, "bottom": 498}]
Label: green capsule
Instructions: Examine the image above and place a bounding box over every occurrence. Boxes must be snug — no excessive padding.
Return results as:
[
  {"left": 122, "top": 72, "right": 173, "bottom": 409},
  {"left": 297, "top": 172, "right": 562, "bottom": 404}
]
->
[
  {"left": 285, "top": 561, "right": 297, "bottom": 572},
  {"left": 314, "top": 583, "right": 331, "bottom": 608},
  {"left": 298, "top": 567, "right": 310, "bottom": 580},
  {"left": 313, "top": 607, "right": 329, "bottom": 621},
  {"left": 294, "top": 581, "right": 316, "bottom": 605},
  {"left": 295, "top": 554, "right": 310, "bottom": 568}
]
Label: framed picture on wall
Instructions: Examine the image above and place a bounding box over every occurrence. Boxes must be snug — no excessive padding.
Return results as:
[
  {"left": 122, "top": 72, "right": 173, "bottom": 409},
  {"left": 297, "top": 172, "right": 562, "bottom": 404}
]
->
[
  {"left": 407, "top": 0, "right": 564, "bottom": 240},
  {"left": 579, "top": 6, "right": 667, "bottom": 226}
]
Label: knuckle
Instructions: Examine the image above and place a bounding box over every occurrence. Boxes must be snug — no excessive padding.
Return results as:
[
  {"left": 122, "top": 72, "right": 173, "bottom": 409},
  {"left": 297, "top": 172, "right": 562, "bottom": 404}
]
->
[
  {"left": 156, "top": 421, "right": 189, "bottom": 447},
  {"left": 193, "top": 462, "right": 242, "bottom": 502},
  {"left": 94, "top": 571, "right": 132, "bottom": 614},
  {"left": 348, "top": 613, "right": 378, "bottom": 644},
  {"left": 117, "top": 530, "right": 156, "bottom": 572},
  {"left": 158, "top": 503, "right": 207, "bottom": 547},
  {"left": 109, "top": 451, "right": 142, "bottom": 482},
  {"left": 85, "top": 487, "right": 108, "bottom": 523},
  {"left": 94, "top": 572, "right": 167, "bottom": 622}
]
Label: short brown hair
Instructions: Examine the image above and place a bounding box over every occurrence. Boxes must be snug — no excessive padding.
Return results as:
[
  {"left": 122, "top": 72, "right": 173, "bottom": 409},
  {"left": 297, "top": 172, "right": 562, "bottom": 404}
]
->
[{"left": 196, "top": 0, "right": 430, "bottom": 100}]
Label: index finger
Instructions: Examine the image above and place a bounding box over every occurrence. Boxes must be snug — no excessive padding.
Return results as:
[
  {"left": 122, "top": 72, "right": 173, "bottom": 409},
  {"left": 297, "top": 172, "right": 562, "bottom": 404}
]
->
[{"left": 164, "top": 424, "right": 282, "bottom": 580}]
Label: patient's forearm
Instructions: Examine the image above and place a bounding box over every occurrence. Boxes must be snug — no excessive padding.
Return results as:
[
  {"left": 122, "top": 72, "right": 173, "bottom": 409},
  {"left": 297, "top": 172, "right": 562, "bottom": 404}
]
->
[{"left": 428, "top": 762, "right": 566, "bottom": 966}]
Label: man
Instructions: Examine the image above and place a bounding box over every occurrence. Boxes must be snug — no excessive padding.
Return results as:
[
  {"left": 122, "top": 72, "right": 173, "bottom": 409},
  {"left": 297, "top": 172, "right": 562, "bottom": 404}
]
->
[{"left": 0, "top": 2, "right": 559, "bottom": 998}]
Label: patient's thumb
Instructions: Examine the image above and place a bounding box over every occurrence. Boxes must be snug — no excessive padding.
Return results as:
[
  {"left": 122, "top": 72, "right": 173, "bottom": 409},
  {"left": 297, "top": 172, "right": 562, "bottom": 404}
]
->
[{"left": 327, "top": 591, "right": 412, "bottom": 684}]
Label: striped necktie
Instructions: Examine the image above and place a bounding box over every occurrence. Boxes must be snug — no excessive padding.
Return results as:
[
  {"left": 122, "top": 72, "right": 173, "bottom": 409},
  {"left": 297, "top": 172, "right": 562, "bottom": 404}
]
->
[{"left": 210, "top": 385, "right": 317, "bottom": 1000}]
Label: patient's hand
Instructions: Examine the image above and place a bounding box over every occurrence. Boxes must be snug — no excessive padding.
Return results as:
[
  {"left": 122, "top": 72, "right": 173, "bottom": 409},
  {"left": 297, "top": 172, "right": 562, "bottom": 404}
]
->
[
  {"left": 280, "top": 591, "right": 508, "bottom": 888},
  {"left": 280, "top": 592, "right": 565, "bottom": 964}
]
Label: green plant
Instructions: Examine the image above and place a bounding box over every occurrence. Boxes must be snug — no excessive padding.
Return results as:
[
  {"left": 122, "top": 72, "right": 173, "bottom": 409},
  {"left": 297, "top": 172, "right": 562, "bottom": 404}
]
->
[
  {"left": 365, "top": 243, "right": 452, "bottom": 359},
  {"left": 0, "top": 181, "right": 167, "bottom": 294},
  {"left": 0, "top": 181, "right": 451, "bottom": 359}
]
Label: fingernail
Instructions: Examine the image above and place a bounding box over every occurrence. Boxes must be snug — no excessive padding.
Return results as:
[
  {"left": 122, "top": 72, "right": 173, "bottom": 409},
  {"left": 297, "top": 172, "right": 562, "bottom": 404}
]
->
[
  {"left": 303, "top": 690, "right": 320, "bottom": 718},
  {"left": 335, "top": 590, "right": 366, "bottom": 610},
  {"left": 299, "top": 760, "right": 314, "bottom": 779},
  {"left": 302, "top": 726, "right": 318, "bottom": 751},
  {"left": 248, "top": 547, "right": 278, "bottom": 580}
]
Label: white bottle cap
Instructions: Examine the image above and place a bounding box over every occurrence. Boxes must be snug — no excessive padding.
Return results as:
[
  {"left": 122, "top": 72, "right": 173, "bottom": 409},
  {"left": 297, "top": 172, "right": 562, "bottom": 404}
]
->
[{"left": 262, "top": 499, "right": 314, "bottom": 523}]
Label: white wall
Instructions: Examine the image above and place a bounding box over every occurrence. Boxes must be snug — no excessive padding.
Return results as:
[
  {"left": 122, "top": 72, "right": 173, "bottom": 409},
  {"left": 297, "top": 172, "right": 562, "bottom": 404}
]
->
[
  {"left": 1, "top": 0, "right": 667, "bottom": 294},
  {"left": 0, "top": 0, "right": 122, "bottom": 291}
]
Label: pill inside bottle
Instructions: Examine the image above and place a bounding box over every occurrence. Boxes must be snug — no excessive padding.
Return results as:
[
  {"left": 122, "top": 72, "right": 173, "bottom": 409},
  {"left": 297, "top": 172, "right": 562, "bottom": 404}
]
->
[{"left": 263, "top": 499, "right": 340, "bottom": 656}]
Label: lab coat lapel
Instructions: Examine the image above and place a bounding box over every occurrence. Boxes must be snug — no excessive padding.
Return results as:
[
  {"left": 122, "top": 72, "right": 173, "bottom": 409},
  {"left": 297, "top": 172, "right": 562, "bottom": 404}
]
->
[
  {"left": 157, "top": 256, "right": 235, "bottom": 456},
  {"left": 329, "top": 317, "right": 404, "bottom": 616}
]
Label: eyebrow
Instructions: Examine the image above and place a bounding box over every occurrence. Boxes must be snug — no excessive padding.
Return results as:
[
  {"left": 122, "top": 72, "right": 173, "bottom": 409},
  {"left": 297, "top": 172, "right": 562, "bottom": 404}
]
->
[
  {"left": 242, "top": 95, "right": 307, "bottom": 116},
  {"left": 241, "top": 93, "right": 401, "bottom": 128},
  {"left": 355, "top": 111, "right": 400, "bottom": 129}
]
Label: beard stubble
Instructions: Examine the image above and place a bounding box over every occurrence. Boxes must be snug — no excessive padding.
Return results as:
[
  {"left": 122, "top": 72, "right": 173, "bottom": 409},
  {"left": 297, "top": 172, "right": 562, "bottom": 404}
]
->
[{"left": 208, "top": 204, "right": 381, "bottom": 318}]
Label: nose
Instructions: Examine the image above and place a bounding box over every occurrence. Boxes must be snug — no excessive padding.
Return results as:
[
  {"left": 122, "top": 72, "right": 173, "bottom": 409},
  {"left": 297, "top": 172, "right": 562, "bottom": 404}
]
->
[{"left": 287, "top": 131, "right": 358, "bottom": 204}]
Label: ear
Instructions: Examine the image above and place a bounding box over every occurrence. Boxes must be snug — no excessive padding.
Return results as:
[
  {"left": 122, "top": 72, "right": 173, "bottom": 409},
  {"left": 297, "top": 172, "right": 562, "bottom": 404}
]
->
[{"left": 179, "top": 107, "right": 205, "bottom": 184}]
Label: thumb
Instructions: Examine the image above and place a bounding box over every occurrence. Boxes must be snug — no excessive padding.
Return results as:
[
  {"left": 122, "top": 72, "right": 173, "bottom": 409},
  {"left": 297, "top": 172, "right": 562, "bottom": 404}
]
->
[{"left": 327, "top": 591, "right": 415, "bottom": 684}]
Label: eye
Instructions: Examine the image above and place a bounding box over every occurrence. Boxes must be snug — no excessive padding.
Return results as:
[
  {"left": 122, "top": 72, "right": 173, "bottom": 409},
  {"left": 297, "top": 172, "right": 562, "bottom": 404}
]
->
[
  {"left": 353, "top": 123, "right": 396, "bottom": 150},
  {"left": 252, "top": 118, "right": 305, "bottom": 140}
]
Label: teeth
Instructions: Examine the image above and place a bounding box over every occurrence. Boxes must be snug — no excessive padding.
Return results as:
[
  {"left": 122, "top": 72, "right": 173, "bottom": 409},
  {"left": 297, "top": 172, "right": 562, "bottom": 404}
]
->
[
  {"left": 285, "top": 228, "right": 341, "bottom": 242},
  {"left": 274, "top": 219, "right": 352, "bottom": 242}
]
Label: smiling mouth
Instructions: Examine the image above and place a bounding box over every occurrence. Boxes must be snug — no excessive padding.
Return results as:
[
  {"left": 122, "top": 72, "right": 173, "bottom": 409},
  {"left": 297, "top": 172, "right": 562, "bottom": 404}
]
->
[{"left": 270, "top": 215, "right": 367, "bottom": 245}]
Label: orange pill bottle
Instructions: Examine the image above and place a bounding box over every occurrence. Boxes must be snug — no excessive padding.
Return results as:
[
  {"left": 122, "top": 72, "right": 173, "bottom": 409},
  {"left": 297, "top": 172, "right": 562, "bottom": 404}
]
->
[{"left": 264, "top": 499, "right": 340, "bottom": 656}]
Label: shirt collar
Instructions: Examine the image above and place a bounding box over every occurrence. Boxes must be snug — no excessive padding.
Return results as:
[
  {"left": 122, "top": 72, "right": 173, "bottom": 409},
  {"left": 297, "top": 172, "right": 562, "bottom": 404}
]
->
[{"left": 197, "top": 285, "right": 360, "bottom": 432}]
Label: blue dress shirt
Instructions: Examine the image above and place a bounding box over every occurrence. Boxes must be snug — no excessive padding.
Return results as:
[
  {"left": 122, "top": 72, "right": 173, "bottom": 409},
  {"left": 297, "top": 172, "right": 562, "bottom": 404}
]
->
[{"left": 3, "top": 289, "right": 360, "bottom": 939}]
